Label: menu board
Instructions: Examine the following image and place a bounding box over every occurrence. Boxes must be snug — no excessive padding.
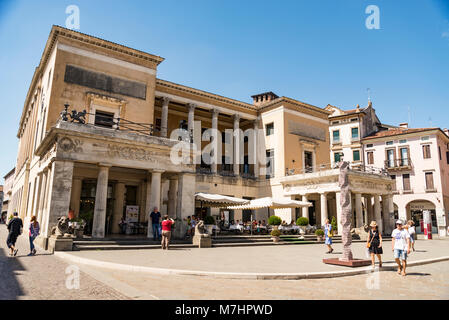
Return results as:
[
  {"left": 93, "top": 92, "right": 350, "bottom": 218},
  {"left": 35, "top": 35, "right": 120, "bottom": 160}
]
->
[{"left": 126, "top": 205, "right": 139, "bottom": 223}]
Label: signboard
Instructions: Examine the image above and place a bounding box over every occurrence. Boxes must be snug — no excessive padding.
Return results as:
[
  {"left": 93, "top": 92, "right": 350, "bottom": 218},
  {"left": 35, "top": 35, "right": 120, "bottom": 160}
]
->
[
  {"left": 410, "top": 202, "right": 435, "bottom": 211},
  {"left": 222, "top": 210, "right": 230, "bottom": 224},
  {"left": 126, "top": 205, "right": 139, "bottom": 223}
]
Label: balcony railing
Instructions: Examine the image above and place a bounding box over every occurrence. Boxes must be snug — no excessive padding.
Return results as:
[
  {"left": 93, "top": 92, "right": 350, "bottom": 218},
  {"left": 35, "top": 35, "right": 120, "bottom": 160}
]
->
[
  {"left": 285, "top": 162, "right": 389, "bottom": 176},
  {"left": 384, "top": 158, "right": 412, "bottom": 170}
]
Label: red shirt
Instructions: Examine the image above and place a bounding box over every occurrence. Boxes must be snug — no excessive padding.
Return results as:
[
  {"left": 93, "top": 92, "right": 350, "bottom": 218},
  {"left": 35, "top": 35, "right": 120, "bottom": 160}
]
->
[{"left": 162, "top": 219, "right": 173, "bottom": 231}]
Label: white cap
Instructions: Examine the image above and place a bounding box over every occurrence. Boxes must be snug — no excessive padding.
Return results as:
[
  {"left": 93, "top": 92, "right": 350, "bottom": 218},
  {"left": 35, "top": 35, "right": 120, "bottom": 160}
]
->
[{"left": 396, "top": 219, "right": 403, "bottom": 225}]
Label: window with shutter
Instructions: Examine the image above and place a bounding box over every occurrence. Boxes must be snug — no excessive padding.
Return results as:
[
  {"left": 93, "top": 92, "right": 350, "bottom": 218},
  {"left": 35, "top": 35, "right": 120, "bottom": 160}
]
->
[
  {"left": 422, "top": 145, "right": 431, "bottom": 159},
  {"left": 367, "top": 151, "right": 374, "bottom": 165},
  {"left": 425, "top": 172, "right": 434, "bottom": 190},
  {"left": 403, "top": 174, "right": 411, "bottom": 191}
]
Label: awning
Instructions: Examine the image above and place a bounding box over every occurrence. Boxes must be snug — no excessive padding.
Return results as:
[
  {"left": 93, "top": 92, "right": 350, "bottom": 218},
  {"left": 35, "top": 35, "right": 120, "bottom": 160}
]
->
[
  {"left": 227, "top": 197, "right": 312, "bottom": 210},
  {"left": 195, "top": 193, "right": 250, "bottom": 207}
]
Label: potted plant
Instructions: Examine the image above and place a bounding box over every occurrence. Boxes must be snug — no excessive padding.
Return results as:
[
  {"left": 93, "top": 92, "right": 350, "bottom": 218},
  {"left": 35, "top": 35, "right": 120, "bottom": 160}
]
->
[
  {"left": 271, "top": 228, "right": 281, "bottom": 242},
  {"left": 315, "top": 228, "right": 325, "bottom": 241},
  {"left": 296, "top": 217, "right": 309, "bottom": 234},
  {"left": 203, "top": 215, "right": 216, "bottom": 235},
  {"left": 268, "top": 216, "right": 282, "bottom": 229}
]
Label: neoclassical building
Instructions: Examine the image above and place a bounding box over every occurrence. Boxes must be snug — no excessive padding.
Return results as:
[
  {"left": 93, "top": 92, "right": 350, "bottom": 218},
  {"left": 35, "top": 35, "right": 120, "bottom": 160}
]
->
[{"left": 9, "top": 26, "right": 396, "bottom": 249}]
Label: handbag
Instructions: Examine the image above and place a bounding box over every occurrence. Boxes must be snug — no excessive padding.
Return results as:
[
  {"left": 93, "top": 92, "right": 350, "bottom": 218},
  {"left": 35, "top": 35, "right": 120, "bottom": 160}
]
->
[{"left": 366, "top": 231, "right": 375, "bottom": 248}]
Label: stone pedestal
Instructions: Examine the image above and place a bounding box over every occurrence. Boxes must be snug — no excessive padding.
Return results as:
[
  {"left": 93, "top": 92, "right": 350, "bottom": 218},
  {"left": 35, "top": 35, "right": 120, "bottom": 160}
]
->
[
  {"left": 34, "top": 235, "right": 49, "bottom": 251},
  {"left": 192, "top": 234, "right": 212, "bottom": 248},
  {"left": 48, "top": 236, "right": 73, "bottom": 253}
]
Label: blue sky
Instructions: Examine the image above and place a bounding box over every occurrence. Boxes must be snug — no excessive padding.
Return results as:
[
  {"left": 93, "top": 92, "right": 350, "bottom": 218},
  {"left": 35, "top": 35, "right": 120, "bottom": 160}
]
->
[{"left": 0, "top": 0, "right": 448, "bottom": 183}]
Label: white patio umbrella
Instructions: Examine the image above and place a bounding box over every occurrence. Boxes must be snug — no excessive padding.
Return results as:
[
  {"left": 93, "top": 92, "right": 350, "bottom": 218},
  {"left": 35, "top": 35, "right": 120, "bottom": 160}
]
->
[
  {"left": 227, "top": 197, "right": 313, "bottom": 235},
  {"left": 194, "top": 193, "right": 250, "bottom": 207},
  {"left": 227, "top": 197, "right": 312, "bottom": 210}
]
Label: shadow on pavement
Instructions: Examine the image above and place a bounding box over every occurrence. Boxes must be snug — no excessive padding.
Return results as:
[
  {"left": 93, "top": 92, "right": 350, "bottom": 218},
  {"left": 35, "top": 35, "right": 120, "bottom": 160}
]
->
[
  {"left": 0, "top": 227, "right": 26, "bottom": 299},
  {"left": 406, "top": 272, "right": 431, "bottom": 276}
]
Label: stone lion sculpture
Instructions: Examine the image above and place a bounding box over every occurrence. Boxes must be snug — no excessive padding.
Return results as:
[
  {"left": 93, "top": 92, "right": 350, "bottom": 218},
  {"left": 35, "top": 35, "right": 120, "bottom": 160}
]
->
[
  {"left": 350, "top": 224, "right": 370, "bottom": 241},
  {"left": 194, "top": 220, "right": 209, "bottom": 236},
  {"left": 51, "top": 216, "right": 71, "bottom": 237}
]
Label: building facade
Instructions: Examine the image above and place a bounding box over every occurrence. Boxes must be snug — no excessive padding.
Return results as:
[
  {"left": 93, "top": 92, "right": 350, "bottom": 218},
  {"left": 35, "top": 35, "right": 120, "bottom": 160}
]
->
[
  {"left": 325, "top": 102, "right": 384, "bottom": 166},
  {"left": 9, "top": 26, "right": 396, "bottom": 248},
  {"left": 2, "top": 168, "right": 15, "bottom": 221},
  {"left": 363, "top": 125, "right": 449, "bottom": 236}
]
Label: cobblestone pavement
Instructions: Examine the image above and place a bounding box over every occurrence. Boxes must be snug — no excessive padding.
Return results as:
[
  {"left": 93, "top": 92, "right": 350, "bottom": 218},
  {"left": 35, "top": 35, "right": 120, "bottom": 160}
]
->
[{"left": 0, "top": 225, "right": 128, "bottom": 300}]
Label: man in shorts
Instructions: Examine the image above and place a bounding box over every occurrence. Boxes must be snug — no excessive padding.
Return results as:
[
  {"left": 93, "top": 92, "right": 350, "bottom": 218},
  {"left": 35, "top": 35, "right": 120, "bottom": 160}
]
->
[{"left": 391, "top": 219, "right": 411, "bottom": 276}]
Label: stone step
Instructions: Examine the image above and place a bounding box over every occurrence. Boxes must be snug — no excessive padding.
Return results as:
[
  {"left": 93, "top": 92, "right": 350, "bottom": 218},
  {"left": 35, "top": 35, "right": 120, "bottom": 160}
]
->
[{"left": 72, "top": 236, "right": 378, "bottom": 251}]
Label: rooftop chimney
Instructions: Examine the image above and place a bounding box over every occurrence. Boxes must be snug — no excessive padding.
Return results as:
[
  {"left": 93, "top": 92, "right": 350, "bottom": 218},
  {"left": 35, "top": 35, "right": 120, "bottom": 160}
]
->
[
  {"left": 399, "top": 123, "right": 408, "bottom": 129},
  {"left": 251, "top": 92, "right": 279, "bottom": 107}
]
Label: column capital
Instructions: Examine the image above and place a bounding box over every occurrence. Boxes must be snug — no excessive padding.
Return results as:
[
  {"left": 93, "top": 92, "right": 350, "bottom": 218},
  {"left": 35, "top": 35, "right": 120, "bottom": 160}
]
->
[
  {"left": 97, "top": 163, "right": 112, "bottom": 168},
  {"left": 211, "top": 108, "right": 220, "bottom": 116},
  {"left": 233, "top": 114, "right": 240, "bottom": 122},
  {"left": 150, "top": 169, "right": 165, "bottom": 174},
  {"left": 162, "top": 96, "right": 171, "bottom": 106},
  {"left": 187, "top": 103, "right": 196, "bottom": 111}
]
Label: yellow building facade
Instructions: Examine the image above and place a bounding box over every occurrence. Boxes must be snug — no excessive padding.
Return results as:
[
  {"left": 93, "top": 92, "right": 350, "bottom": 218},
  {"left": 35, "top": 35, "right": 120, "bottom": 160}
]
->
[{"left": 10, "top": 26, "right": 394, "bottom": 248}]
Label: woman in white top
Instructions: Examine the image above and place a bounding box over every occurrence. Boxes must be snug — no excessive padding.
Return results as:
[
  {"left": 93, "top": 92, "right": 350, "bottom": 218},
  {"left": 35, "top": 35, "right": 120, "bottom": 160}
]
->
[{"left": 407, "top": 220, "right": 416, "bottom": 252}]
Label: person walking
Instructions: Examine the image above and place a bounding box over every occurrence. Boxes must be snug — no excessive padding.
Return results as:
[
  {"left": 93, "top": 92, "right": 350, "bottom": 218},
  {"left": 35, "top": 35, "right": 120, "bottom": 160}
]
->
[
  {"left": 407, "top": 220, "right": 416, "bottom": 252},
  {"left": 324, "top": 219, "right": 333, "bottom": 254},
  {"left": 190, "top": 215, "right": 197, "bottom": 236},
  {"left": 150, "top": 207, "right": 161, "bottom": 241},
  {"left": 28, "top": 216, "right": 40, "bottom": 256},
  {"left": 161, "top": 215, "right": 175, "bottom": 250},
  {"left": 391, "top": 219, "right": 411, "bottom": 276},
  {"left": 6, "top": 212, "right": 23, "bottom": 257},
  {"left": 367, "top": 221, "right": 383, "bottom": 268}
]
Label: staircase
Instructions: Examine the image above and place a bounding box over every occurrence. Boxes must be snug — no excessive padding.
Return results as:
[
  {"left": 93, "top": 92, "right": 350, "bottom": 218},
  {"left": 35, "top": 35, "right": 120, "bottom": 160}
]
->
[{"left": 72, "top": 234, "right": 389, "bottom": 251}]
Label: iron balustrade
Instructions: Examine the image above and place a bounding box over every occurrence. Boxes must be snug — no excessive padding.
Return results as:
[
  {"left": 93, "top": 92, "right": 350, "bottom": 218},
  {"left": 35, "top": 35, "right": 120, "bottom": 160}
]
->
[
  {"left": 285, "top": 162, "right": 389, "bottom": 177},
  {"left": 384, "top": 158, "right": 412, "bottom": 169}
]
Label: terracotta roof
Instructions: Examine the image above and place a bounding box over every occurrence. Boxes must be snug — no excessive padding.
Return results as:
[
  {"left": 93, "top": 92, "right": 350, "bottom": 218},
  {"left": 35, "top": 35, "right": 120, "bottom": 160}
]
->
[{"left": 363, "top": 128, "right": 439, "bottom": 140}]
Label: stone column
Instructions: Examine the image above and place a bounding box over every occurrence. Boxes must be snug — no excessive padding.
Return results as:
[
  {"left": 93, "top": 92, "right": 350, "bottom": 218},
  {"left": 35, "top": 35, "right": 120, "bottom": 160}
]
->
[
  {"left": 167, "top": 176, "right": 178, "bottom": 218},
  {"left": 147, "top": 170, "right": 164, "bottom": 238},
  {"left": 253, "top": 117, "right": 259, "bottom": 177},
  {"left": 160, "top": 97, "right": 170, "bottom": 138},
  {"left": 355, "top": 193, "right": 363, "bottom": 228},
  {"left": 187, "top": 103, "right": 196, "bottom": 142},
  {"left": 381, "top": 194, "right": 390, "bottom": 234},
  {"left": 320, "top": 193, "right": 328, "bottom": 228},
  {"left": 233, "top": 114, "right": 240, "bottom": 176},
  {"left": 211, "top": 108, "right": 219, "bottom": 174},
  {"left": 37, "top": 170, "right": 48, "bottom": 229},
  {"left": 335, "top": 191, "right": 343, "bottom": 235},
  {"left": 111, "top": 182, "right": 125, "bottom": 234},
  {"left": 365, "top": 195, "right": 373, "bottom": 223},
  {"left": 374, "top": 194, "right": 382, "bottom": 232},
  {"left": 70, "top": 178, "right": 82, "bottom": 217},
  {"left": 302, "top": 195, "right": 309, "bottom": 219},
  {"left": 42, "top": 160, "right": 74, "bottom": 238},
  {"left": 387, "top": 195, "right": 395, "bottom": 234},
  {"left": 174, "top": 173, "right": 196, "bottom": 239},
  {"left": 92, "top": 164, "right": 110, "bottom": 238}
]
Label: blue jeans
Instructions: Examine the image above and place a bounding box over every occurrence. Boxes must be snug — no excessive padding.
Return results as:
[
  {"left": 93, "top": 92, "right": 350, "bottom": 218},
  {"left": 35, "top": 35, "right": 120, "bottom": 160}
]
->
[
  {"left": 152, "top": 224, "right": 160, "bottom": 240},
  {"left": 29, "top": 236, "right": 36, "bottom": 252},
  {"left": 394, "top": 249, "right": 407, "bottom": 261}
]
